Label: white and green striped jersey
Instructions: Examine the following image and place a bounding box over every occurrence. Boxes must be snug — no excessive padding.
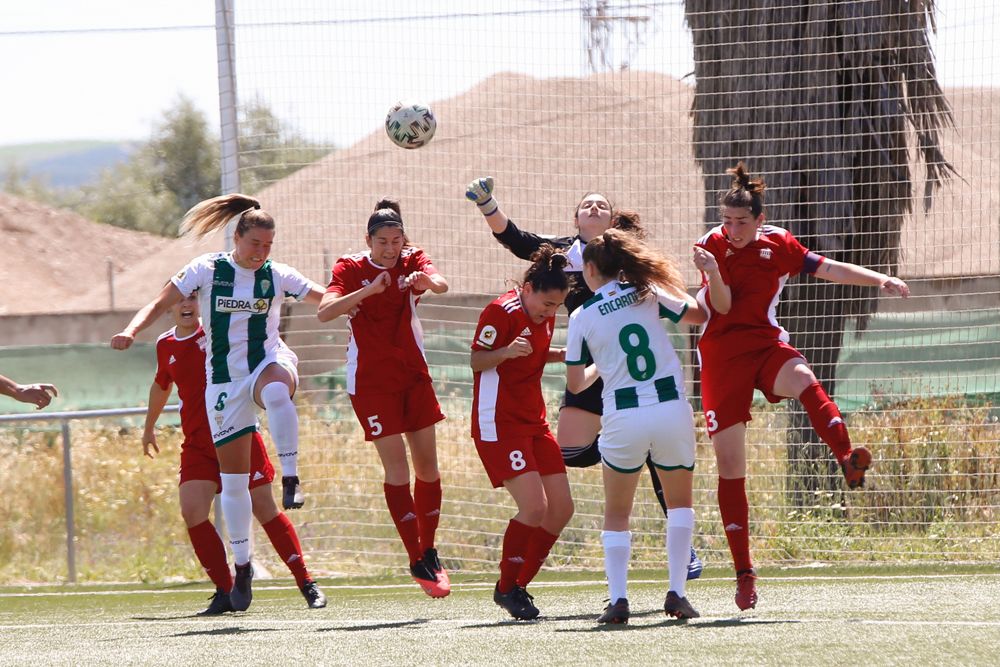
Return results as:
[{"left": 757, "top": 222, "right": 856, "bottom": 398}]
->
[
  {"left": 171, "top": 252, "right": 316, "bottom": 384},
  {"left": 565, "top": 281, "right": 688, "bottom": 413}
]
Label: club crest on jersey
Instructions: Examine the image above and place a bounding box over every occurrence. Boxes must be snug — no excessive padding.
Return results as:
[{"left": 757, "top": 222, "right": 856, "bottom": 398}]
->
[
  {"left": 477, "top": 325, "right": 497, "bottom": 348},
  {"left": 759, "top": 248, "right": 772, "bottom": 260},
  {"left": 214, "top": 296, "right": 271, "bottom": 314},
  {"left": 214, "top": 412, "right": 224, "bottom": 430},
  {"left": 260, "top": 279, "right": 271, "bottom": 293}
]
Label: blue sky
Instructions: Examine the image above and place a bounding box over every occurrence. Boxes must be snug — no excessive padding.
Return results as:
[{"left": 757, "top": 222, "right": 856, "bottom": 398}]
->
[{"left": 0, "top": 1, "right": 995, "bottom": 147}]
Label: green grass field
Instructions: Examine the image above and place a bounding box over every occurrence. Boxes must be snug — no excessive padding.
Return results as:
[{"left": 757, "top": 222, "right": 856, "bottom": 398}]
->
[{"left": 2, "top": 566, "right": 998, "bottom": 666}]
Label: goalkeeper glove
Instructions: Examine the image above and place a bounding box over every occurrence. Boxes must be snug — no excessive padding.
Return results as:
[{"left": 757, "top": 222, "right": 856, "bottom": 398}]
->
[{"left": 465, "top": 177, "right": 498, "bottom": 216}]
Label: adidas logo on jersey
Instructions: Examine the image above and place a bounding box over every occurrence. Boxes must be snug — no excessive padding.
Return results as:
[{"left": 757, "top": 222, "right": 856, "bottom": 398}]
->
[
  {"left": 725, "top": 248, "right": 735, "bottom": 257},
  {"left": 252, "top": 471, "right": 265, "bottom": 481},
  {"left": 520, "top": 327, "right": 532, "bottom": 336},
  {"left": 168, "top": 355, "right": 177, "bottom": 364}
]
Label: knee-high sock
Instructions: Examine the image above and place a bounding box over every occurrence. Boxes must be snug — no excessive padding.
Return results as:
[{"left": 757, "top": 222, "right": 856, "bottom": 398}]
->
[
  {"left": 187, "top": 520, "right": 233, "bottom": 591},
  {"left": 220, "top": 473, "right": 253, "bottom": 565},
  {"left": 798, "top": 381, "right": 851, "bottom": 461},
  {"left": 261, "top": 382, "right": 299, "bottom": 477},
  {"left": 718, "top": 477, "right": 752, "bottom": 573},
  {"left": 262, "top": 513, "right": 310, "bottom": 587},
  {"left": 383, "top": 483, "right": 423, "bottom": 565},
  {"left": 646, "top": 455, "right": 669, "bottom": 517},
  {"left": 601, "top": 530, "right": 632, "bottom": 602},
  {"left": 666, "top": 507, "right": 695, "bottom": 597},
  {"left": 498, "top": 519, "right": 534, "bottom": 593},
  {"left": 516, "top": 528, "right": 559, "bottom": 588},
  {"left": 562, "top": 437, "right": 602, "bottom": 468},
  {"left": 413, "top": 477, "right": 442, "bottom": 552}
]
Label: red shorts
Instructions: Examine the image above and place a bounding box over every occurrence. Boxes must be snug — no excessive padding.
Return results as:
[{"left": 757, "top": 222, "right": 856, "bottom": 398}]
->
[
  {"left": 179, "top": 430, "right": 275, "bottom": 492},
  {"left": 349, "top": 380, "right": 445, "bottom": 441},
  {"left": 475, "top": 429, "right": 566, "bottom": 488},
  {"left": 699, "top": 339, "right": 804, "bottom": 436}
]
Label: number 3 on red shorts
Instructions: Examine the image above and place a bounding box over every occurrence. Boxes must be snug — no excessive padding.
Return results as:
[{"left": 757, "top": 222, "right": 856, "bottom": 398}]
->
[
  {"left": 509, "top": 450, "right": 526, "bottom": 471},
  {"left": 705, "top": 410, "right": 719, "bottom": 434},
  {"left": 367, "top": 414, "right": 383, "bottom": 437}
]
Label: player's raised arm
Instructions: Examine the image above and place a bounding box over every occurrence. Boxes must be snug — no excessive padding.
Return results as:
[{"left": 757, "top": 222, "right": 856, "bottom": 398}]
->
[
  {"left": 111, "top": 282, "right": 184, "bottom": 350},
  {"left": 466, "top": 176, "right": 511, "bottom": 234},
  {"left": 812, "top": 258, "right": 910, "bottom": 297}
]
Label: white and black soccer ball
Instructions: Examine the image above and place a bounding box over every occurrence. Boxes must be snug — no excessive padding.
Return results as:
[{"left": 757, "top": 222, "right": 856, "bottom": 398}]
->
[{"left": 385, "top": 102, "right": 437, "bottom": 149}]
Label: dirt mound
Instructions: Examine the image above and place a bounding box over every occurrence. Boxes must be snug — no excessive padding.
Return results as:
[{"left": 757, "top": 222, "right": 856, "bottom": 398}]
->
[
  {"left": 0, "top": 194, "right": 172, "bottom": 314},
  {"left": 9, "top": 72, "right": 996, "bottom": 314}
]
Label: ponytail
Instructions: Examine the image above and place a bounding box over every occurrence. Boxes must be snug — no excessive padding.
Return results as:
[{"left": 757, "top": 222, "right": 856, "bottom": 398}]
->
[
  {"left": 582, "top": 228, "right": 686, "bottom": 300},
  {"left": 611, "top": 208, "right": 646, "bottom": 240},
  {"left": 521, "top": 244, "right": 570, "bottom": 293},
  {"left": 719, "top": 161, "right": 766, "bottom": 217},
  {"left": 180, "top": 193, "right": 273, "bottom": 238}
]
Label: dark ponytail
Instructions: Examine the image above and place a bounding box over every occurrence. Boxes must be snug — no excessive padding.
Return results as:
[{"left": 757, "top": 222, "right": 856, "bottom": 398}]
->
[
  {"left": 367, "top": 197, "right": 410, "bottom": 243},
  {"left": 719, "top": 161, "right": 766, "bottom": 217},
  {"left": 611, "top": 208, "right": 646, "bottom": 240},
  {"left": 522, "top": 244, "right": 570, "bottom": 293}
]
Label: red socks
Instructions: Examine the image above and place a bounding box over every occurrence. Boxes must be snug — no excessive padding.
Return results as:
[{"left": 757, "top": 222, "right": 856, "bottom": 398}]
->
[
  {"left": 384, "top": 482, "right": 423, "bottom": 565},
  {"left": 187, "top": 520, "right": 233, "bottom": 591},
  {"left": 718, "top": 477, "right": 753, "bottom": 573},
  {"left": 798, "top": 381, "right": 852, "bottom": 461},
  {"left": 498, "top": 519, "right": 534, "bottom": 593},
  {"left": 262, "top": 513, "right": 310, "bottom": 588},
  {"left": 516, "top": 528, "right": 560, "bottom": 589},
  {"left": 413, "top": 477, "right": 442, "bottom": 552}
]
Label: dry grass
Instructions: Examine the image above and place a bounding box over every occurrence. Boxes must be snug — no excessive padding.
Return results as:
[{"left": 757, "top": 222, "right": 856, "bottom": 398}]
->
[{"left": 1, "top": 395, "right": 997, "bottom": 584}]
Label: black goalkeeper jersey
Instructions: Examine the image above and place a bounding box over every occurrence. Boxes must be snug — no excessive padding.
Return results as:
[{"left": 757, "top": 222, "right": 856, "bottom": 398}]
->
[{"left": 493, "top": 219, "right": 592, "bottom": 314}]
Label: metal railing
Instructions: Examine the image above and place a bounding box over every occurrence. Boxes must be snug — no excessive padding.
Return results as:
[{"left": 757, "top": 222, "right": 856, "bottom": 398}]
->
[{"left": 0, "top": 406, "right": 178, "bottom": 582}]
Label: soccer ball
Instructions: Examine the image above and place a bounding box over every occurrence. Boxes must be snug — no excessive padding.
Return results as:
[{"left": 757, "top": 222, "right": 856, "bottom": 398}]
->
[{"left": 385, "top": 102, "right": 437, "bottom": 149}]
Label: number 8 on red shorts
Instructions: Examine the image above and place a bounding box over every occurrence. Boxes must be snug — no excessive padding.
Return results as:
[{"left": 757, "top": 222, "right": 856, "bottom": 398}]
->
[{"left": 474, "top": 431, "right": 566, "bottom": 488}]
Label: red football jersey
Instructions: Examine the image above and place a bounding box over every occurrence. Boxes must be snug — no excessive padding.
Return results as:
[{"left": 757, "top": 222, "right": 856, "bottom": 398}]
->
[
  {"left": 471, "top": 289, "right": 554, "bottom": 441},
  {"left": 695, "top": 224, "right": 823, "bottom": 351},
  {"left": 326, "top": 247, "right": 438, "bottom": 395},
  {"left": 154, "top": 326, "right": 211, "bottom": 441}
]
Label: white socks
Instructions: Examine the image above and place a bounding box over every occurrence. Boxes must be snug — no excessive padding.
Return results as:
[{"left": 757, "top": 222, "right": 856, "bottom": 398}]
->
[
  {"left": 666, "top": 507, "right": 695, "bottom": 597},
  {"left": 601, "top": 530, "right": 632, "bottom": 602},
  {"left": 220, "top": 472, "right": 252, "bottom": 565},
  {"left": 260, "top": 382, "right": 298, "bottom": 477}
]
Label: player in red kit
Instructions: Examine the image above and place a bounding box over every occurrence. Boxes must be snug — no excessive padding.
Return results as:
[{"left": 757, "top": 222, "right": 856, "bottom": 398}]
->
[
  {"left": 143, "top": 290, "right": 326, "bottom": 614},
  {"left": 317, "top": 198, "right": 450, "bottom": 598},
  {"left": 471, "top": 246, "right": 574, "bottom": 621},
  {"left": 693, "top": 162, "right": 910, "bottom": 610}
]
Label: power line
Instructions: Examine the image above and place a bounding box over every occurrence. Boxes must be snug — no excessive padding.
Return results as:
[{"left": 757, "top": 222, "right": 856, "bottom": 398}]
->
[{"left": 0, "top": 3, "right": 685, "bottom": 37}]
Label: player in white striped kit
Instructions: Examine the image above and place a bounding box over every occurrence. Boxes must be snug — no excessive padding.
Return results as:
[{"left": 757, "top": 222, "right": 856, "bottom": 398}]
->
[
  {"left": 111, "top": 193, "right": 325, "bottom": 612},
  {"left": 565, "top": 229, "right": 707, "bottom": 623}
]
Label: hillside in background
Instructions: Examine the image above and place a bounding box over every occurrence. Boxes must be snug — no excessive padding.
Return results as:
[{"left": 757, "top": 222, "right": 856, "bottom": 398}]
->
[
  {"left": 0, "top": 193, "right": 171, "bottom": 315},
  {"left": 0, "top": 140, "right": 135, "bottom": 188},
  {"left": 3, "top": 71, "right": 996, "bottom": 314}
]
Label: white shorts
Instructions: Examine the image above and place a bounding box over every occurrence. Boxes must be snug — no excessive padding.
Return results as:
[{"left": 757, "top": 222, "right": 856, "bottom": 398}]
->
[
  {"left": 598, "top": 398, "right": 696, "bottom": 473},
  {"left": 206, "top": 344, "right": 299, "bottom": 446}
]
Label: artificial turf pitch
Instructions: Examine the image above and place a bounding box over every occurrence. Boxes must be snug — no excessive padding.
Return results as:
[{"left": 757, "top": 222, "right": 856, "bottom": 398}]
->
[{"left": 1, "top": 567, "right": 998, "bottom": 665}]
